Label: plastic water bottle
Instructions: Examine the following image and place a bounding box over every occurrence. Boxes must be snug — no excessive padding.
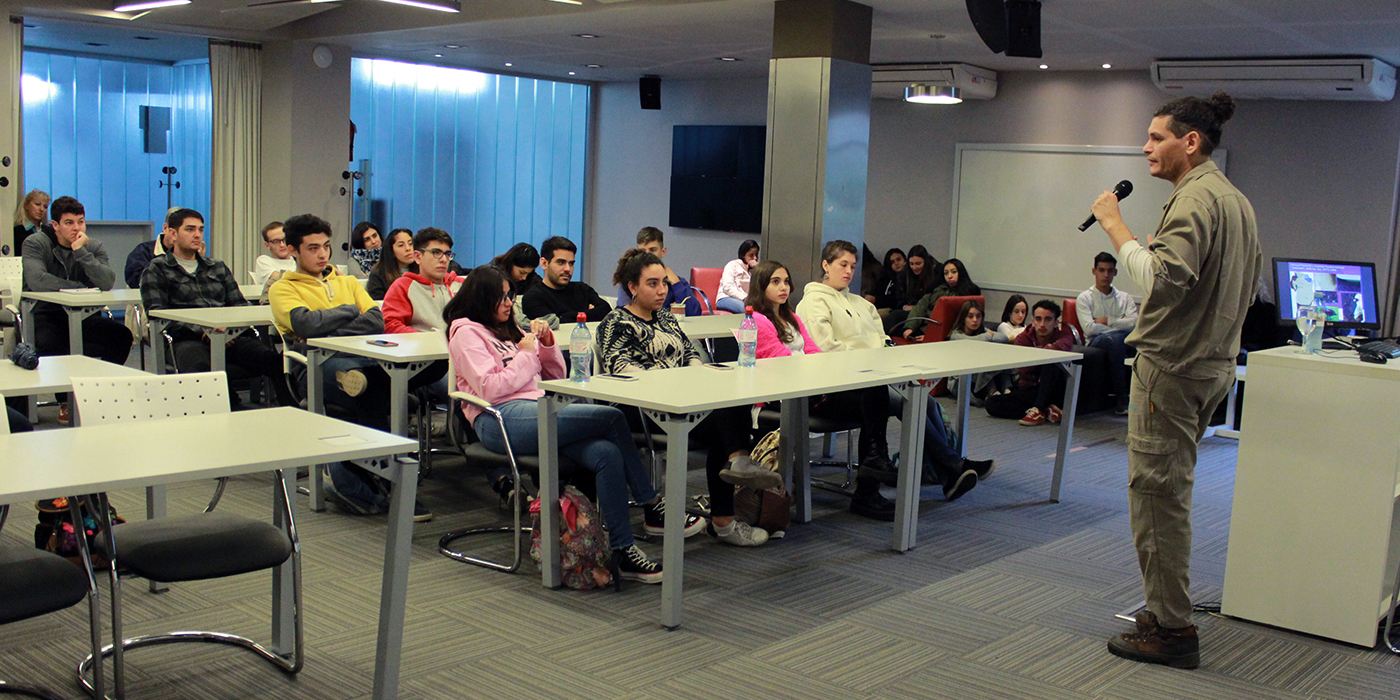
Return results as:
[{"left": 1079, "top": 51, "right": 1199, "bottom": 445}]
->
[
  {"left": 738, "top": 306, "right": 757, "bottom": 367},
  {"left": 1304, "top": 291, "right": 1326, "bottom": 354},
  {"left": 570, "top": 313, "right": 591, "bottom": 382}
]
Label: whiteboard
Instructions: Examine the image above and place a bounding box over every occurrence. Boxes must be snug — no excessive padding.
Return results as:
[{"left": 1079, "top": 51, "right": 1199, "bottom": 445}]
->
[{"left": 950, "top": 143, "right": 1226, "bottom": 298}]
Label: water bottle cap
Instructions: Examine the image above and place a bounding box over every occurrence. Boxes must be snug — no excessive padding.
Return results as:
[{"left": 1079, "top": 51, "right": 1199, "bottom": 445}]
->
[
  {"left": 745, "top": 306, "right": 753, "bottom": 314},
  {"left": 576, "top": 312, "right": 586, "bottom": 322}
]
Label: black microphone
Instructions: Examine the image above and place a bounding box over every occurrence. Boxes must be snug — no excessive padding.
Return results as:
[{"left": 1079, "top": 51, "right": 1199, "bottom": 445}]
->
[{"left": 1079, "top": 180, "right": 1134, "bottom": 231}]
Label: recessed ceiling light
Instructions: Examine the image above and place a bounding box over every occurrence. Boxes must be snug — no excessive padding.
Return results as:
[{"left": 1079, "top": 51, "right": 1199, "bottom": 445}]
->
[
  {"left": 376, "top": 0, "right": 460, "bottom": 13},
  {"left": 584, "top": 64, "right": 602, "bottom": 68},
  {"left": 718, "top": 57, "right": 741, "bottom": 62},
  {"left": 434, "top": 54, "right": 443, "bottom": 57},
  {"left": 443, "top": 44, "right": 460, "bottom": 49},
  {"left": 572, "top": 33, "right": 598, "bottom": 39},
  {"left": 547, "top": 0, "right": 582, "bottom": 4},
  {"left": 568, "top": 71, "right": 576, "bottom": 75},
  {"left": 1039, "top": 64, "right": 1048, "bottom": 69},
  {"left": 113, "top": 0, "right": 189, "bottom": 11},
  {"left": 1102, "top": 63, "right": 1112, "bottom": 69},
  {"left": 504, "top": 62, "right": 513, "bottom": 67}
]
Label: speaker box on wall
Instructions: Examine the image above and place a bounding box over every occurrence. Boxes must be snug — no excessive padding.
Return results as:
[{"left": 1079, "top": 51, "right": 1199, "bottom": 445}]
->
[
  {"left": 1005, "top": 0, "right": 1042, "bottom": 58},
  {"left": 640, "top": 76, "right": 661, "bottom": 110},
  {"left": 965, "top": 0, "right": 1007, "bottom": 55}
]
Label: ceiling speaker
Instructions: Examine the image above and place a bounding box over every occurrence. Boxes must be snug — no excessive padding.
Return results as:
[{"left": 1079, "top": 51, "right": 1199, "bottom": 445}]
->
[
  {"left": 965, "top": 0, "right": 1007, "bottom": 55},
  {"left": 640, "top": 76, "right": 661, "bottom": 110},
  {"left": 1006, "top": 0, "right": 1042, "bottom": 58}
]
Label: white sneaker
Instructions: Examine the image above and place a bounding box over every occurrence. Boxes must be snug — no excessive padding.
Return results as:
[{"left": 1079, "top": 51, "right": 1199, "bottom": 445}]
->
[
  {"left": 713, "top": 519, "right": 769, "bottom": 547},
  {"left": 336, "top": 370, "right": 368, "bottom": 397},
  {"left": 718, "top": 455, "right": 782, "bottom": 490}
]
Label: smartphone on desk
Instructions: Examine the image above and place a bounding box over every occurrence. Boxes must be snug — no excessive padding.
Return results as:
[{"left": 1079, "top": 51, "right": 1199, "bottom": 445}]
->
[
  {"left": 704, "top": 363, "right": 733, "bottom": 371},
  {"left": 367, "top": 339, "right": 399, "bottom": 347},
  {"left": 597, "top": 373, "right": 638, "bottom": 381}
]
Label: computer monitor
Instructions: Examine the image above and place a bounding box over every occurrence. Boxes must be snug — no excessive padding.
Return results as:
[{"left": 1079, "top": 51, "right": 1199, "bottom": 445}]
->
[{"left": 1272, "top": 257, "right": 1380, "bottom": 332}]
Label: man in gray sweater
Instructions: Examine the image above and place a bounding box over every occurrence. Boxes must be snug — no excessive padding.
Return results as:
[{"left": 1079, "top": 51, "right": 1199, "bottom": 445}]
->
[
  {"left": 1090, "top": 92, "right": 1261, "bottom": 669},
  {"left": 22, "top": 196, "right": 132, "bottom": 366}
]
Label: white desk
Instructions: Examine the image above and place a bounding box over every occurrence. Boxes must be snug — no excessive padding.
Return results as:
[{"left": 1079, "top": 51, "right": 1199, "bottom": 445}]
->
[
  {"left": 1222, "top": 346, "right": 1400, "bottom": 647},
  {"left": 148, "top": 305, "right": 276, "bottom": 374},
  {"left": 537, "top": 340, "right": 1082, "bottom": 628},
  {"left": 21, "top": 289, "right": 142, "bottom": 354},
  {"left": 0, "top": 354, "right": 150, "bottom": 425},
  {"left": 239, "top": 283, "right": 266, "bottom": 300},
  {"left": 0, "top": 407, "right": 419, "bottom": 700}
]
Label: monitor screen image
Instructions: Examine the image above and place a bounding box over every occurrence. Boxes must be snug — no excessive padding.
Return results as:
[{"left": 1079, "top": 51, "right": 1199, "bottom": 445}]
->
[{"left": 1272, "top": 258, "right": 1380, "bottom": 331}]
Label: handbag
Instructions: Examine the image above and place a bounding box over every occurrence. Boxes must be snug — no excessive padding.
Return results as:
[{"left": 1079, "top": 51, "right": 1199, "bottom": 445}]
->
[
  {"left": 733, "top": 429, "right": 792, "bottom": 536},
  {"left": 33, "top": 497, "right": 124, "bottom": 569}
]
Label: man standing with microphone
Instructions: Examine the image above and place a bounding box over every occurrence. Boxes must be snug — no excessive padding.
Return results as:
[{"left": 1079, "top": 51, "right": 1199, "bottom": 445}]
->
[{"left": 1089, "top": 91, "right": 1261, "bottom": 669}]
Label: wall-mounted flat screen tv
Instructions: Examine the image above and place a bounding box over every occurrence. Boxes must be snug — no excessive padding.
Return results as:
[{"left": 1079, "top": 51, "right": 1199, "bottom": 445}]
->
[{"left": 669, "top": 125, "right": 766, "bottom": 233}]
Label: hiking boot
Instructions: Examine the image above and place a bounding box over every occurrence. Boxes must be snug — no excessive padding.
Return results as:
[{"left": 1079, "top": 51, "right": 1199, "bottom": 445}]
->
[
  {"left": 966, "top": 458, "right": 996, "bottom": 481},
  {"left": 1019, "top": 407, "right": 1046, "bottom": 426},
  {"left": 858, "top": 459, "right": 899, "bottom": 486},
  {"left": 615, "top": 544, "right": 663, "bottom": 584},
  {"left": 718, "top": 455, "right": 782, "bottom": 490},
  {"left": 1107, "top": 614, "right": 1200, "bottom": 669},
  {"left": 322, "top": 464, "right": 385, "bottom": 515},
  {"left": 850, "top": 487, "right": 896, "bottom": 522},
  {"left": 942, "top": 468, "right": 978, "bottom": 501},
  {"left": 643, "top": 499, "right": 707, "bottom": 538},
  {"left": 711, "top": 519, "right": 769, "bottom": 547},
  {"left": 335, "top": 369, "right": 368, "bottom": 398}
]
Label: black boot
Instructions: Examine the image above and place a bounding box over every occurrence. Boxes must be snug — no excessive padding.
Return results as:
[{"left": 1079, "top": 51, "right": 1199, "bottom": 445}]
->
[
  {"left": 849, "top": 477, "right": 896, "bottom": 521},
  {"left": 855, "top": 429, "right": 897, "bottom": 485}
]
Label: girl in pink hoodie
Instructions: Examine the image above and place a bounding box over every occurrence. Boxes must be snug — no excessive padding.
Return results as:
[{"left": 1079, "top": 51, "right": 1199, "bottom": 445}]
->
[
  {"left": 445, "top": 266, "right": 703, "bottom": 584},
  {"left": 744, "top": 261, "right": 896, "bottom": 522}
]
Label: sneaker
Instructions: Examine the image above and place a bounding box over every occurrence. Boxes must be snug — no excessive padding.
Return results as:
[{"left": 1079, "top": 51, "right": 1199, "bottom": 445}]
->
[
  {"left": 965, "top": 458, "right": 996, "bottom": 481},
  {"left": 849, "top": 489, "right": 896, "bottom": 522},
  {"left": 57, "top": 402, "right": 70, "bottom": 426},
  {"left": 335, "top": 369, "right": 368, "bottom": 398},
  {"left": 942, "top": 468, "right": 978, "bottom": 501},
  {"left": 491, "top": 475, "right": 522, "bottom": 510},
  {"left": 1048, "top": 405, "right": 1063, "bottom": 424},
  {"left": 643, "top": 499, "right": 707, "bottom": 538},
  {"left": 718, "top": 455, "right": 782, "bottom": 490},
  {"left": 1115, "top": 396, "right": 1130, "bottom": 416},
  {"left": 1019, "top": 407, "right": 1046, "bottom": 426},
  {"left": 615, "top": 544, "right": 663, "bottom": 584},
  {"left": 711, "top": 519, "right": 769, "bottom": 547},
  {"left": 1106, "top": 614, "right": 1200, "bottom": 669},
  {"left": 321, "top": 464, "right": 383, "bottom": 515},
  {"left": 413, "top": 499, "right": 433, "bottom": 523}
]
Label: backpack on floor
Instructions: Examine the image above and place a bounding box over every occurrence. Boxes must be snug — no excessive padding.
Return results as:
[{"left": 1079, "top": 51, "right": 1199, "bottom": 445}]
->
[
  {"left": 530, "top": 485, "right": 614, "bottom": 590},
  {"left": 733, "top": 429, "right": 792, "bottom": 536},
  {"left": 33, "top": 497, "right": 124, "bottom": 570}
]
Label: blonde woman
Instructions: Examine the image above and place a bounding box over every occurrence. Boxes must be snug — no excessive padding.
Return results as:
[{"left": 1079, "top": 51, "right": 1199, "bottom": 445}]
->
[{"left": 12, "top": 189, "right": 51, "bottom": 256}]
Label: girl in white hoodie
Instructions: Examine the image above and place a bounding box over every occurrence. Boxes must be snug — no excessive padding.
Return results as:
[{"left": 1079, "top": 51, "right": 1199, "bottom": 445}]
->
[{"left": 445, "top": 266, "right": 703, "bottom": 583}]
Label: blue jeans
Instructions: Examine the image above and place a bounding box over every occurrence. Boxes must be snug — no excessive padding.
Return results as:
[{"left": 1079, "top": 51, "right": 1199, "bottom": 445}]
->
[
  {"left": 475, "top": 400, "right": 657, "bottom": 550},
  {"left": 716, "top": 296, "right": 745, "bottom": 314},
  {"left": 1089, "top": 329, "right": 1132, "bottom": 397},
  {"left": 889, "top": 389, "right": 963, "bottom": 485}
]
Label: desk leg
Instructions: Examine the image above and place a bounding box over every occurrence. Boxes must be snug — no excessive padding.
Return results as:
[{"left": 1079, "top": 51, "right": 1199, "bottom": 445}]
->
[
  {"left": 537, "top": 395, "right": 564, "bottom": 589},
  {"left": 892, "top": 382, "right": 927, "bottom": 552},
  {"left": 382, "top": 363, "right": 411, "bottom": 437},
  {"left": 646, "top": 409, "right": 702, "bottom": 630},
  {"left": 955, "top": 374, "right": 972, "bottom": 459},
  {"left": 1051, "top": 362, "right": 1083, "bottom": 503},
  {"left": 271, "top": 469, "right": 297, "bottom": 655},
  {"left": 20, "top": 299, "right": 34, "bottom": 348},
  {"left": 145, "top": 486, "right": 168, "bottom": 593},
  {"left": 67, "top": 308, "right": 85, "bottom": 356},
  {"left": 209, "top": 329, "right": 227, "bottom": 373},
  {"left": 779, "top": 398, "right": 811, "bottom": 523},
  {"left": 150, "top": 319, "right": 167, "bottom": 375},
  {"left": 306, "top": 349, "right": 326, "bottom": 512},
  {"left": 372, "top": 455, "right": 418, "bottom": 700}
]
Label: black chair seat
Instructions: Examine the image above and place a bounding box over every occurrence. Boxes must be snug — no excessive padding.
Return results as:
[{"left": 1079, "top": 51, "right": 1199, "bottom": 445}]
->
[
  {"left": 0, "top": 544, "right": 88, "bottom": 624},
  {"left": 97, "top": 513, "right": 292, "bottom": 583},
  {"left": 756, "top": 409, "right": 859, "bottom": 434}
]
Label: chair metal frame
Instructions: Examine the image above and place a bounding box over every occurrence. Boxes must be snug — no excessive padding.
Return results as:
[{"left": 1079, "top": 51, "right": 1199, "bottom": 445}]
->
[
  {"left": 437, "top": 391, "right": 531, "bottom": 573},
  {"left": 67, "top": 373, "right": 302, "bottom": 698}
]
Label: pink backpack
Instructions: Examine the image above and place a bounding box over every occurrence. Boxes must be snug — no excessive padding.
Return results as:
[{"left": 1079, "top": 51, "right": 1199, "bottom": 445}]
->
[{"left": 529, "top": 486, "right": 615, "bottom": 590}]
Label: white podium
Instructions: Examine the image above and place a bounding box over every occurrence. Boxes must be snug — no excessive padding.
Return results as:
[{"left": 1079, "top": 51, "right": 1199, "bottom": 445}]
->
[{"left": 1222, "top": 345, "right": 1400, "bottom": 647}]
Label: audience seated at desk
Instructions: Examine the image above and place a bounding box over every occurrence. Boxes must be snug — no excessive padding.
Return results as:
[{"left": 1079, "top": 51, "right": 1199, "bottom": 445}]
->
[
  {"left": 522, "top": 236, "right": 610, "bottom": 326},
  {"left": 269, "top": 213, "right": 430, "bottom": 521},
  {"left": 715, "top": 239, "right": 759, "bottom": 315},
  {"left": 365, "top": 228, "right": 416, "bottom": 301},
  {"left": 598, "top": 249, "right": 774, "bottom": 547},
  {"left": 490, "top": 242, "right": 542, "bottom": 331},
  {"left": 251, "top": 220, "right": 295, "bottom": 287},
  {"left": 997, "top": 295, "right": 1029, "bottom": 341},
  {"left": 11, "top": 189, "right": 53, "bottom": 256},
  {"left": 947, "top": 299, "right": 1017, "bottom": 405},
  {"left": 123, "top": 208, "right": 179, "bottom": 289},
  {"left": 348, "top": 221, "right": 382, "bottom": 278},
  {"left": 21, "top": 196, "right": 133, "bottom": 372},
  {"left": 985, "top": 300, "right": 1075, "bottom": 426},
  {"left": 614, "top": 227, "right": 701, "bottom": 316},
  {"left": 881, "top": 244, "right": 939, "bottom": 334},
  {"left": 746, "top": 259, "right": 895, "bottom": 521},
  {"left": 381, "top": 226, "right": 459, "bottom": 401},
  {"left": 138, "top": 208, "right": 293, "bottom": 407},
  {"left": 796, "top": 240, "right": 993, "bottom": 502},
  {"left": 866, "top": 247, "right": 904, "bottom": 316},
  {"left": 1077, "top": 252, "right": 1138, "bottom": 415},
  {"left": 902, "top": 258, "right": 981, "bottom": 340},
  {"left": 446, "top": 265, "right": 702, "bottom": 583}
]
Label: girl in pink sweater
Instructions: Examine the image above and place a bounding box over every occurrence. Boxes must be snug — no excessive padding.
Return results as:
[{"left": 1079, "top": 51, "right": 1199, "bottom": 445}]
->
[
  {"left": 444, "top": 266, "right": 703, "bottom": 584},
  {"left": 744, "top": 260, "right": 897, "bottom": 522}
]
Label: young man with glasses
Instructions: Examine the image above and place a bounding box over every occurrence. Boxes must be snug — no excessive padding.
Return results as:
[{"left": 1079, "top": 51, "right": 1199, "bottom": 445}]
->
[
  {"left": 252, "top": 221, "right": 295, "bottom": 286},
  {"left": 382, "top": 227, "right": 462, "bottom": 335}
]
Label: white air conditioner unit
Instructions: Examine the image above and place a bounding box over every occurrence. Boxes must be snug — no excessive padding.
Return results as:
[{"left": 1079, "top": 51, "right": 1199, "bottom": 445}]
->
[
  {"left": 871, "top": 63, "right": 997, "bottom": 101},
  {"left": 1151, "top": 58, "right": 1395, "bottom": 102}
]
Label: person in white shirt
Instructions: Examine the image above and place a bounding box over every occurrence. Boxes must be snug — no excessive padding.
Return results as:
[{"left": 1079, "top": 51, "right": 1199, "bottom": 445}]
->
[
  {"left": 251, "top": 221, "right": 296, "bottom": 286},
  {"left": 716, "top": 239, "right": 759, "bottom": 313},
  {"left": 1076, "top": 252, "right": 1138, "bottom": 415}
]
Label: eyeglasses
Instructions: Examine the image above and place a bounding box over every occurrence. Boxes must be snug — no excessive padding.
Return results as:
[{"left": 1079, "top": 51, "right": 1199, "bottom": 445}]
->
[
  {"left": 266, "top": 238, "right": 285, "bottom": 245},
  {"left": 420, "top": 248, "right": 455, "bottom": 260}
]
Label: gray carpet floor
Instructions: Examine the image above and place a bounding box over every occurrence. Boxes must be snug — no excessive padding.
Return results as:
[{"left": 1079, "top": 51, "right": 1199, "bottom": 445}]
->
[{"left": 4, "top": 398, "right": 1399, "bottom": 699}]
